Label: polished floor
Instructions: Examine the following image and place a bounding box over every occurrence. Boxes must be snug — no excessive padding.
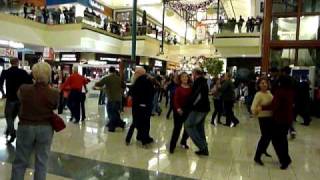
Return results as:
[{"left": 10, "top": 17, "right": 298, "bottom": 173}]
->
[{"left": 0, "top": 93, "right": 319, "bottom": 180}]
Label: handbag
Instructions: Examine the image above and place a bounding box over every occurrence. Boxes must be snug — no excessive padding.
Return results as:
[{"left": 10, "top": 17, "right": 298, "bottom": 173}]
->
[
  {"left": 38, "top": 86, "right": 66, "bottom": 132},
  {"left": 51, "top": 113, "right": 66, "bottom": 132}
]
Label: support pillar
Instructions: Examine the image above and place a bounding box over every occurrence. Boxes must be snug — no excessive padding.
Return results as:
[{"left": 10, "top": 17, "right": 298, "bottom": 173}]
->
[
  {"left": 161, "top": 0, "right": 166, "bottom": 53},
  {"left": 131, "top": 0, "right": 138, "bottom": 64},
  {"left": 261, "top": 0, "right": 272, "bottom": 74}
]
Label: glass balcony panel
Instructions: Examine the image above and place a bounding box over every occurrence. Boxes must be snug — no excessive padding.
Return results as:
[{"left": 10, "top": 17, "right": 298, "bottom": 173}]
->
[
  {"left": 303, "top": 0, "right": 320, "bottom": 13},
  {"left": 299, "top": 16, "right": 320, "bottom": 40},
  {"left": 272, "top": 0, "right": 298, "bottom": 13},
  {"left": 298, "top": 48, "right": 320, "bottom": 66},
  {"left": 271, "top": 17, "right": 297, "bottom": 40},
  {"left": 270, "top": 48, "right": 296, "bottom": 68}
]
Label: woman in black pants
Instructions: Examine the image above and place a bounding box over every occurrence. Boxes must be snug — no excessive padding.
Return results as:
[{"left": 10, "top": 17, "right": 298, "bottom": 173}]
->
[
  {"left": 211, "top": 78, "right": 223, "bottom": 126},
  {"left": 169, "top": 72, "right": 191, "bottom": 153},
  {"left": 251, "top": 77, "right": 273, "bottom": 166}
]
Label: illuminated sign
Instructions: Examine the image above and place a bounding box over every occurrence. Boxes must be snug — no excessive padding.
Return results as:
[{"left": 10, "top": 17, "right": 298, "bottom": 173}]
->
[
  {"left": 61, "top": 54, "right": 78, "bottom": 61},
  {"left": 100, "top": 57, "right": 118, "bottom": 62},
  {"left": 155, "top": 60, "right": 163, "bottom": 67},
  {"left": 89, "top": 0, "right": 104, "bottom": 12}
]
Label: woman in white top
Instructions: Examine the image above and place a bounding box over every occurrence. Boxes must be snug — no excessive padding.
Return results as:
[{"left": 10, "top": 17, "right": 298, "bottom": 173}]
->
[{"left": 251, "top": 77, "right": 273, "bottom": 166}]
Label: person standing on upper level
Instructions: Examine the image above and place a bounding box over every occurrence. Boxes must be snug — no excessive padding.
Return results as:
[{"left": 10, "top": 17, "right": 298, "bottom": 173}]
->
[
  {"left": 0, "top": 58, "right": 33, "bottom": 144},
  {"left": 238, "top": 15, "right": 245, "bottom": 33}
]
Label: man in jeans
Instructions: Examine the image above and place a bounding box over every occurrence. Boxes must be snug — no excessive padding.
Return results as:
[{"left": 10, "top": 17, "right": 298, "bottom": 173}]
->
[
  {"left": 95, "top": 66, "right": 125, "bottom": 132},
  {"left": 0, "top": 58, "right": 32, "bottom": 144},
  {"left": 184, "top": 68, "right": 210, "bottom": 156}
]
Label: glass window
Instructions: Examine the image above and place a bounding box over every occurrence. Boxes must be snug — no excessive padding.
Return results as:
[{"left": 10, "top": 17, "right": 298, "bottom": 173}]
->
[
  {"left": 303, "top": 0, "right": 320, "bottom": 13},
  {"left": 270, "top": 49, "right": 296, "bottom": 68},
  {"left": 271, "top": 17, "right": 297, "bottom": 40},
  {"left": 272, "top": 0, "right": 297, "bottom": 13},
  {"left": 298, "top": 48, "right": 320, "bottom": 66},
  {"left": 299, "top": 16, "right": 320, "bottom": 40}
]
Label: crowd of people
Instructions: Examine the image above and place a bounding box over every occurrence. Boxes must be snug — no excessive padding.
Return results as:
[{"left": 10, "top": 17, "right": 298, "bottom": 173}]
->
[
  {"left": 0, "top": 56, "right": 316, "bottom": 178},
  {"left": 218, "top": 15, "right": 263, "bottom": 34},
  {"left": 21, "top": 3, "right": 76, "bottom": 24}
]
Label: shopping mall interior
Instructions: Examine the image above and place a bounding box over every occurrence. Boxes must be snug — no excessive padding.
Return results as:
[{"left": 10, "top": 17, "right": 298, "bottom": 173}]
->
[{"left": 0, "top": 0, "right": 320, "bottom": 179}]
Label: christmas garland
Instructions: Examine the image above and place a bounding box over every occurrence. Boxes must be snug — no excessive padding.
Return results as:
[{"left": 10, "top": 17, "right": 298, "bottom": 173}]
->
[{"left": 168, "top": 0, "right": 216, "bottom": 12}]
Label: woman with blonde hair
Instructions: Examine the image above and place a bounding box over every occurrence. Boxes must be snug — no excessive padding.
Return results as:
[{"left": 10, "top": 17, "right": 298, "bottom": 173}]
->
[{"left": 11, "top": 62, "right": 60, "bottom": 179}]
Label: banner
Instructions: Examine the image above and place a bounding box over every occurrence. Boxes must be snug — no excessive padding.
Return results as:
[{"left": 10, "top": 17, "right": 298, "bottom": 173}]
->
[
  {"left": 196, "top": 23, "right": 206, "bottom": 40},
  {"left": 43, "top": 47, "right": 55, "bottom": 60}
]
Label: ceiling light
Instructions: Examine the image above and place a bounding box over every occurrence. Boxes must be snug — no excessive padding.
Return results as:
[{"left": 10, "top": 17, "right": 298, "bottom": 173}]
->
[{"left": 0, "top": 40, "right": 9, "bottom": 46}]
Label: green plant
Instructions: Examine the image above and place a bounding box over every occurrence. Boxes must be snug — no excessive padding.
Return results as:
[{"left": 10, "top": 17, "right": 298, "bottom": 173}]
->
[{"left": 202, "top": 58, "right": 224, "bottom": 77}]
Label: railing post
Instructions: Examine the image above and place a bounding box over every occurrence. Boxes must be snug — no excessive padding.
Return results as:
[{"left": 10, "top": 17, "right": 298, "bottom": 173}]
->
[{"left": 131, "top": 0, "right": 138, "bottom": 63}]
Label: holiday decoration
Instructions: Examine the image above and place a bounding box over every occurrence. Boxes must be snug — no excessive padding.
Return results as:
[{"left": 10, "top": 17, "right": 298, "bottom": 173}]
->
[{"left": 168, "top": 0, "right": 217, "bottom": 12}]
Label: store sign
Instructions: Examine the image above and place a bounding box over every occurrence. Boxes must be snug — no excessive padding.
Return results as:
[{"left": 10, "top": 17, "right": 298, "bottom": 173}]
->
[
  {"left": 89, "top": 0, "right": 104, "bottom": 12},
  {"left": 0, "top": 39, "right": 24, "bottom": 49},
  {"left": 61, "top": 54, "right": 78, "bottom": 61},
  {"left": 0, "top": 48, "right": 18, "bottom": 58},
  {"left": 155, "top": 60, "right": 163, "bottom": 67},
  {"left": 100, "top": 57, "right": 118, "bottom": 62}
]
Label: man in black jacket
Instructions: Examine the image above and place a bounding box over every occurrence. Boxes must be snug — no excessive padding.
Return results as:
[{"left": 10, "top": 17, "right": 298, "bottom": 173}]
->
[
  {"left": 184, "top": 68, "right": 210, "bottom": 156},
  {"left": 220, "top": 73, "right": 239, "bottom": 127},
  {"left": 126, "top": 67, "right": 155, "bottom": 146},
  {"left": 0, "top": 58, "right": 33, "bottom": 144}
]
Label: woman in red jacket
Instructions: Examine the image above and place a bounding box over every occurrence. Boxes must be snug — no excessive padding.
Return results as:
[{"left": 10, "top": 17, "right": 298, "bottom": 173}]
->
[
  {"left": 169, "top": 72, "right": 192, "bottom": 153},
  {"left": 261, "top": 75, "right": 294, "bottom": 169}
]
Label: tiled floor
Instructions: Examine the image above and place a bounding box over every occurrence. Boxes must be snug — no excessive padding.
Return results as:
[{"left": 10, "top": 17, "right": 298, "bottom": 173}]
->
[{"left": 0, "top": 94, "right": 320, "bottom": 179}]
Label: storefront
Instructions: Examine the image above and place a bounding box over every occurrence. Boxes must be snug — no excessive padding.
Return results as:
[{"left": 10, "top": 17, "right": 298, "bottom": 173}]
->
[
  {"left": 95, "top": 53, "right": 138, "bottom": 82},
  {"left": 166, "top": 62, "right": 179, "bottom": 75},
  {"left": 47, "top": 0, "right": 113, "bottom": 28},
  {"left": 148, "top": 58, "right": 167, "bottom": 75},
  {"left": 57, "top": 52, "right": 81, "bottom": 76}
]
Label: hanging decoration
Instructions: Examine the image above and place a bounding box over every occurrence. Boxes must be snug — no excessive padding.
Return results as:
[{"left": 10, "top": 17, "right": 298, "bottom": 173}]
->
[
  {"left": 168, "top": 0, "right": 216, "bottom": 12},
  {"left": 196, "top": 22, "right": 206, "bottom": 40},
  {"left": 166, "top": 9, "right": 175, "bottom": 17}
]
